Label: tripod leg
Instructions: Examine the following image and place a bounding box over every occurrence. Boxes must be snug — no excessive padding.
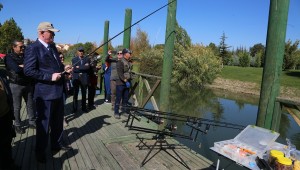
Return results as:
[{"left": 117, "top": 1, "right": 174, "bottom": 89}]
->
[
  {"left": 163, "top": 140, "right": 190, "bottom": 169},
  {"left": 140, "top": 140, "right": 161, "bottom": 167}
]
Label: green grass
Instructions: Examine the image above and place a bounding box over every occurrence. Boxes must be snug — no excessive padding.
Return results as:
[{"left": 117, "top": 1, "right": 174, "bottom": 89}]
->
[{"left": 220, "top": 66, "right": 300, "bottom": 89}]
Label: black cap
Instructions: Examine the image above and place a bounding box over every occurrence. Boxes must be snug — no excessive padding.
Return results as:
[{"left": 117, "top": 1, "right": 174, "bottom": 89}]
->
[
  {"left": 77, "top": 46, "right": 84, "bottom": 51},
  {"left": 122, "top": 48, "right": 132, "bottom": 54}
]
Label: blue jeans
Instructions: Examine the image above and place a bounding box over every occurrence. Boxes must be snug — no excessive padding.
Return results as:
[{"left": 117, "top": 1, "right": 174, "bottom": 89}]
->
[
  {"left": 114, "top": 84, "right": 129, "bottom": 115},
  {"left": 10, "top": 83, "right": 35, "bottom": 126}
]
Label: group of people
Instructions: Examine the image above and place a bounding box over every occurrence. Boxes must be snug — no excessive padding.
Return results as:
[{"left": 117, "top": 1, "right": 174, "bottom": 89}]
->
[
  {"left": 0, "top": 21, "right": 134, "bottom": 168},
  {"left": 103, "top": 49, "right": 134, "bottom": 119}
]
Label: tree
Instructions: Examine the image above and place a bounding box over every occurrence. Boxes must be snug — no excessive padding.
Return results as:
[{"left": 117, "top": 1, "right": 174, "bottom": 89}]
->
[
  {"left": 219, "top": 32, "right": 232, "bottom": 65},
  {"left": 283, "top": 40, "right": 299, "bottom": 70},
  {"left": 250, "top": 43, "right": 265, "bottom": 67},
  {"left": 132, "top": 27, "right": 151, "bottom": 58},
  {"left": 0, "top": 3, "right": 3, "bottom": 11},
  {"left": 174, "top": 21, "right": 191, "bottom": 50},
  {"left": 172, "top": 45, "right": 222, "bottom": 89},
  {"left": 249, "top": 43, "right": 265, "bottom": 57},
  {"left": 139, "top": 48, "right": 164, "bottom": 76},
  {"left": 238, "top": 51, "right": 250, "bottom": 67},
  {"left": 208, "top": 42, "right": 219, "bottom": 56},
  {"left": 0, "top": 18, "right": 24, "bottom": 53}
]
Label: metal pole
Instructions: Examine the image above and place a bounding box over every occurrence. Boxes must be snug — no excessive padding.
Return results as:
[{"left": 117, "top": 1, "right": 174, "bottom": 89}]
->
[
  {"left": 256, "top": 0, "right": 290, "bottom": 130},
  {"left": 123, "top": 9, "right": 132, "bottom": 49},
  {"left": 159, "top": 0, "right": 177, "bottom": 112}
]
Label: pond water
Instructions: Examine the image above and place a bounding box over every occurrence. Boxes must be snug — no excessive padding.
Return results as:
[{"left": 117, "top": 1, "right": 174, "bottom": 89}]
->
[{"left": 144, "top": 87, "right": 300, "bottom": 169}]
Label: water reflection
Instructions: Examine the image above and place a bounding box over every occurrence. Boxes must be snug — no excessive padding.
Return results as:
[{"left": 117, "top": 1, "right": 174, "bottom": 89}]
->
[{"left": 163, "top": 86, "right": 300, "bottom": 169}]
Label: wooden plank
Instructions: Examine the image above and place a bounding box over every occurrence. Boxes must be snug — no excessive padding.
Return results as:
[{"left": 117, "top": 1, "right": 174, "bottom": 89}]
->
[
  {"left": 106, "top": 143, "right": 141, "bottom": 169},
  {"left": 285, "top": 107, "right": 300, "bottom": 126},
  {"left": 12, "top": 94, "right": 214, "bottom": 170}
]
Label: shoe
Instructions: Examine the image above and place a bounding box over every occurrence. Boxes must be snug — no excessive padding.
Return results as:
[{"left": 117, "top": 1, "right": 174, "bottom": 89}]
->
[
  {"left": 35, "top": 152, "right": 46, "bottom": 163},
  {"left": 52, "top": 145, "right": 72, "bottom": 152},
  {"left": 88, "top": 105, "right": 96, "bottom": 110},
  {"left": 104, "top": 99, "right": 111, "bottom": 104},
  {"left": 15, "top": 126, "right": 25, "bottom": 134},
  {"left": 114, "top": 114, "right": 121, "bottom": 119},
  {"left": 29, "top": 124, "right": 36, "bottom": 129},
  {"left": 63, "top": 120, "right": 69, "bottom": 127},
  {"left": 82, "top": 108, "right": 88, "bottom": 113}
]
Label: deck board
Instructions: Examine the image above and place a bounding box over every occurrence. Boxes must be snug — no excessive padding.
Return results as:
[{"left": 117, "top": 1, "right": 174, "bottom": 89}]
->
[{"left": 11, "top": 94, "right": 215, "bottom": 170}]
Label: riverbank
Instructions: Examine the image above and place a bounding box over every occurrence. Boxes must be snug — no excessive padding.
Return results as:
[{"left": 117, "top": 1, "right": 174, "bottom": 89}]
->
[{"left": 207, "top": 77, "right": 300, "bottom": 102}]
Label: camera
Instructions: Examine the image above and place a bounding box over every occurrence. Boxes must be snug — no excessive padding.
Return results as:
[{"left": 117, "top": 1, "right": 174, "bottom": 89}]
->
[{"left": 90, "top": 55, "right": 102, "bottom": 65}]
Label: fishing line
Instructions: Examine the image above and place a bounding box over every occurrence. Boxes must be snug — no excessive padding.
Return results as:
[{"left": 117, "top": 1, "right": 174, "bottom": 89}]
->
[
  {"left": 88, "top": 0, "right": 177, "bottom": 56},
  {"left": 62, "top": 0, "right": 176, "bottom": 74}
]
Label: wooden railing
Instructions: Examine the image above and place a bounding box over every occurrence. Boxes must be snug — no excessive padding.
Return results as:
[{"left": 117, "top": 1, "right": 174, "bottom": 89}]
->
[
  {"left": 276, "top": 97, "right": 300, "bottom": 127},
  {"left": 129, "top": 72, "right": 161, "bottom": 111}
]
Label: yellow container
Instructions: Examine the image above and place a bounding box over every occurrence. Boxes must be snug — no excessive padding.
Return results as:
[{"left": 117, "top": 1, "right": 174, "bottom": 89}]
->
[
  {"left": 269, "top": 150, "right": 285, "bottom": 168},
  {"left": 275, "top": 157, "right": 292, "bottom": 170},
  {"left": 294, "top": 160, "right": 300, "bottom": 170}
]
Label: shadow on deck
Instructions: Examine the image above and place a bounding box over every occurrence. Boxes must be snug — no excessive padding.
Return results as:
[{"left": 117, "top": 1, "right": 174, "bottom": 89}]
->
[{"left": 12, "top": 94, "right": 215, "bottom": 170}]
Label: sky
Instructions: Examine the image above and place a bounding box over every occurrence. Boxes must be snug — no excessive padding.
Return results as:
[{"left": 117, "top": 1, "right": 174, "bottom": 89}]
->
[{"left": 0, "top": 0, "right": 299, "bottom": 49}]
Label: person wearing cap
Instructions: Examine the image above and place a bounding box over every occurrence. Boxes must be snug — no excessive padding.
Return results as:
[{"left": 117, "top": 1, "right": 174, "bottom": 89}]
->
[
  {"left": 71, "top": 46, "right": 90, "bottom": 113},
  {"left": 24, "top": 22, "right": 72, "bottom": 163},
  {"left": 4, "top": 40, "right": 36, "bottom": 134},
  {"left": 114, "top": 48, "right": 133, "bottom": 119}
]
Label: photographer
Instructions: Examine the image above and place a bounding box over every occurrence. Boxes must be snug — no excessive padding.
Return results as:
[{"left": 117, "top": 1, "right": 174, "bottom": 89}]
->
[{"left": 5, "top": 40, "right": 36, "bottom": 134}]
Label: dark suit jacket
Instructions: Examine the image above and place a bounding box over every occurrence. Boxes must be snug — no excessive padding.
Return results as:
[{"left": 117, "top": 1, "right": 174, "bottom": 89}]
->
[
  {"left": 24, "top": 40, "right": 64, "bottom": 100},
  {"left": 72, "top": 56, "right": 90, "bottom": 85}
]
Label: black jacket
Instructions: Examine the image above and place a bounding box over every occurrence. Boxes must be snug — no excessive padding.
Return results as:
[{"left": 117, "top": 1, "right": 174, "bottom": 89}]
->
[{"left": 5, "top": 52, "right": 32, "bottom": 85}]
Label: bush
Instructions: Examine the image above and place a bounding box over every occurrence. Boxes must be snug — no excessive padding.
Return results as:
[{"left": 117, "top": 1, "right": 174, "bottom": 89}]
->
[
  {"left": 139, "top": 48, "right": 164, "bottom": 76},
  {"left": 172, "top": 45, "right": 222, "bottom": 89}
]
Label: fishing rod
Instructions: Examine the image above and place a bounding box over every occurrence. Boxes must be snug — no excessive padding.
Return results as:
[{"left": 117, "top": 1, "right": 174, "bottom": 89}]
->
[
  {"left": 62, "top": 0, "right": 176, "bottom": 75},
  {"left": 88, "top": 0, "right": 177, "bottom": 56},
  {"left": 123, "top": 106, "right": 245, "bottom": 142}
]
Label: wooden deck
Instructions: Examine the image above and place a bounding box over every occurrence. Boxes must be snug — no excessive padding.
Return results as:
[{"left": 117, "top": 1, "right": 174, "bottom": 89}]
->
[{"left": 12, "top": 94, "right": 215, "bottom": 170}]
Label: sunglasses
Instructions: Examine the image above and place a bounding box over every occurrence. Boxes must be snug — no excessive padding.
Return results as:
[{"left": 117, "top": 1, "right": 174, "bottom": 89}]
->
[{"left": 117, "top": 52, "right": 122, "bottom": 55}]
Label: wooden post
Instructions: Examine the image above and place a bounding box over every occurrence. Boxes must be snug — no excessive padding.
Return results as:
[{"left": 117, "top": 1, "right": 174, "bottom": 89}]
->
[
  {"left": 159, "top": 0, "right": 177, "bottom": 112},
  {"left": 102, "top": 21, "right": 109, "bottom": 63},
  {"left": 123, "top": 9, "right": 132, "bottom": 49},
  {"left": 256, "top": 0, "right": 290, "bottom": 130}
]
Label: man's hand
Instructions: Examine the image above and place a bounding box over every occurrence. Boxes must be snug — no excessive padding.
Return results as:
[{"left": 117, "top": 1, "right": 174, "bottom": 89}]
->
[
  {"left": 52, "top": 73, "right": 62, "bottom": 81},
  {"left": 64, "top": 64, "right": 73, "bottom": 73}
]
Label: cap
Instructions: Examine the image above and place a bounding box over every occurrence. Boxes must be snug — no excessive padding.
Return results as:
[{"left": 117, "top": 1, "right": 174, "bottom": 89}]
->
[
  {"left": 77, "top": 46, "right": 84, "bottom": 51},
  {"left": 37, "top": 22, "right": 60, "bottom": 32},
  {"left": 122, "top": 48, "right": 132, "bottom": 54}
]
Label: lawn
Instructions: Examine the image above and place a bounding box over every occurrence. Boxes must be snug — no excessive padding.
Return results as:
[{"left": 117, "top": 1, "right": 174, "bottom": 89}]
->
[{"left": 220, "top": 66, "right": 300, "bottom": 89}]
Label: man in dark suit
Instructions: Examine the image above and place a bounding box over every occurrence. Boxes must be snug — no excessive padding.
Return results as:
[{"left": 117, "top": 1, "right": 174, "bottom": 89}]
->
[
  {"left": 24, "top": 22, "right": 71, "bottom": 163},
  {"left": 72, "top": 47, "right": 90, "bottom": 113}
]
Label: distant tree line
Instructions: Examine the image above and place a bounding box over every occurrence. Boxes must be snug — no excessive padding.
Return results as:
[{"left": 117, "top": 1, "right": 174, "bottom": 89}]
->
[{"left": 212, "top": 32, "right": 300, "bottom": 70}]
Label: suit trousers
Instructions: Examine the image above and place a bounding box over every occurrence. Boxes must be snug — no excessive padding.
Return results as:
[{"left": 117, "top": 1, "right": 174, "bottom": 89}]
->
[
  {"left": 72, "top": 79, "right": 87, "bottom": 111},
  {"left": 35, "top": 97, "right": 64, "bottom": 154}
]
